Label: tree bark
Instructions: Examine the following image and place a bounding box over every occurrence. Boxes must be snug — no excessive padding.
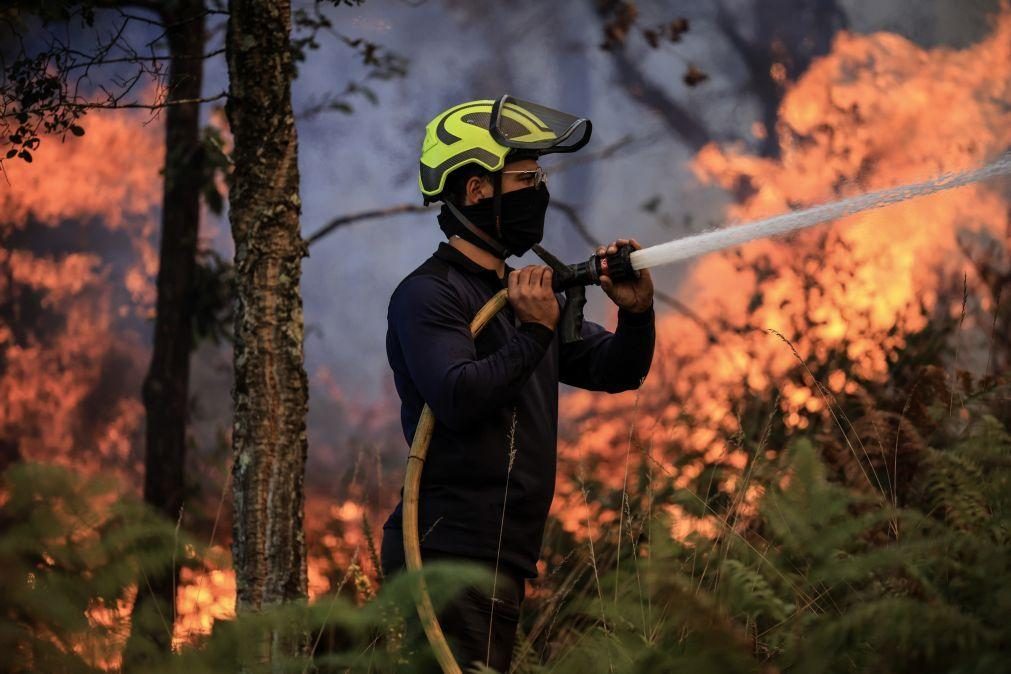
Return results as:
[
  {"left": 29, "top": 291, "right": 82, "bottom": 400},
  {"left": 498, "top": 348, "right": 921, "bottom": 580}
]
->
[
  {"left": 123, "top": 0, "right": 206, "bottom": 667},
  {"left": 225, "top": 0, "right": 309, "bottom": 660}
]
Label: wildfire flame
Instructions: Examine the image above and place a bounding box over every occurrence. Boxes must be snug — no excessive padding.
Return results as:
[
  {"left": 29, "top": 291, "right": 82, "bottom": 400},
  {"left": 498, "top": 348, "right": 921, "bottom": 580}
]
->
[
  {"left": 1, "top": 97, "right": 388, "bottom": 660},
  {"left": 1, "top": 107, "right": 161, "bottom": 475},
  {"left": 552, "top": 9, "right": 1011, "bottom": 542}
]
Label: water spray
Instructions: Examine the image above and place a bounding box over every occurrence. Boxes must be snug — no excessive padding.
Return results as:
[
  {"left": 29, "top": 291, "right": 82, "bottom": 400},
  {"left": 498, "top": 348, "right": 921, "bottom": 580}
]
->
[
  {"left": 533, "top": 152, "right": 1011, "bottom": 345},
  {"left": 629, "top": 152, "right": 1011, "bottom": 270}
]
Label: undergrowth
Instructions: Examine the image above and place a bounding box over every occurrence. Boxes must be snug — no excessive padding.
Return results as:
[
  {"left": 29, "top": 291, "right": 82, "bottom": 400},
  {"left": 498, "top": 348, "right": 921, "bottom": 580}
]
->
[{"left": 2, "top": 260, "right": 1010, "bottom": 673}]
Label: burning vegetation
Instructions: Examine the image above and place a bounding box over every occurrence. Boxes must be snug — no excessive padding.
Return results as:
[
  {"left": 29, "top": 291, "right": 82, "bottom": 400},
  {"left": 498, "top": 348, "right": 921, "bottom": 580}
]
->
[{"left": 549, "top": 5, "right": 1011, "bottom": 552}]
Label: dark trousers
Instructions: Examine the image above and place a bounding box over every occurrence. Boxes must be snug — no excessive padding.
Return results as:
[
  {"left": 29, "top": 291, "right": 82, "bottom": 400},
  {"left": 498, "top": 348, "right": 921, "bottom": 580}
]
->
[{"left": 380, "top": 529, "right": 525, "bottom": 673}]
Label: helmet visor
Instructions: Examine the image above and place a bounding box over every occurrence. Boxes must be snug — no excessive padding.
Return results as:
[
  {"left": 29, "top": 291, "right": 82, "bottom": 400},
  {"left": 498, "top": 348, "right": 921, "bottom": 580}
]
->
[{"left": 489, "top": 96, "right": 592, "bottom": 154}]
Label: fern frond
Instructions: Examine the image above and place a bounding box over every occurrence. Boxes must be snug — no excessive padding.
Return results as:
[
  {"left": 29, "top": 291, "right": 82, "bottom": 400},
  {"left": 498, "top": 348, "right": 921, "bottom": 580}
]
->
[
  {"left": 719, "top": 559, "right": 795, "bottom": 623},
  {"left": 913, "top": 448, "right": 990, "bottom": 532}
]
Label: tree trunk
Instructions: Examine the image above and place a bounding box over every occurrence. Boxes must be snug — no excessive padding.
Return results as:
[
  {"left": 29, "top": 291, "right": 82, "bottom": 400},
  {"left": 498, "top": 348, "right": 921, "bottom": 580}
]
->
[
  {"left": 225, "top": 0, "right": 309, "bottom": 661},
  {"left": 123, "top": 0, "right": 206, "bottom": 667}
]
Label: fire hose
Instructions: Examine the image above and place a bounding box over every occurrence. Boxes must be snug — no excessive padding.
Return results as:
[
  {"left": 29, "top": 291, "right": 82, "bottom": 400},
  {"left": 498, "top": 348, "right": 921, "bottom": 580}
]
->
[
  {"left": 401, "top": 288, "right": 506, "bottom": 674},
  {"left": 400, "top": 151, "right": 1011, "bottom": 672}
]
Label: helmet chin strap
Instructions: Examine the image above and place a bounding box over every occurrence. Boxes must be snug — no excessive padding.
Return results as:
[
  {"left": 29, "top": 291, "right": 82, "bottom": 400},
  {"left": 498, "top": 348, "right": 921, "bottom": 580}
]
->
[{"left": 443, "top": 200, "right": 511, "bottom": 259}]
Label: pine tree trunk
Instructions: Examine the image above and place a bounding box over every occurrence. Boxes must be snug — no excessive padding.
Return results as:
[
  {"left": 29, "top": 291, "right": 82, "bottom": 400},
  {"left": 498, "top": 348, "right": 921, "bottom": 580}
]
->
[
  {"left": 123, "top": 0, "right": 205, "bottom": 667},
  {"left": 225, "top": 0, "right": 309, "bottom": 660}
]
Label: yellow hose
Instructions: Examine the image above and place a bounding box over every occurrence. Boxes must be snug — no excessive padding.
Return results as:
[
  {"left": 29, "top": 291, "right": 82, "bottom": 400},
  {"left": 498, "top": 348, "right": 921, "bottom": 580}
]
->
[{"left": 402, "top": 289, "right": 510, "bottom": 674}]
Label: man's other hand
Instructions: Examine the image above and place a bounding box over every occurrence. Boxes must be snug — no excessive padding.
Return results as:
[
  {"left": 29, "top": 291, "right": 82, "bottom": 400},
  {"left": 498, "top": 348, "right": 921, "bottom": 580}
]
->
[
  {"left": 596, "top": 238, "right": 654, "bottom": 313},
  {"left": 508, "top": 265, "right": 560, "bottom": 330}
]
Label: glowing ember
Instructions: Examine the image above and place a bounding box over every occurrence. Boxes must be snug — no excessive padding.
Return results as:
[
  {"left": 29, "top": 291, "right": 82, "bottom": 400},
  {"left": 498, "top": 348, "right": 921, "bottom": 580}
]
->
[
  {"left": 172, "top": 551, "right": 237, "bottom": 647},
  {"left": 77, "top": 588, "right": 135, "bottom": 670}
]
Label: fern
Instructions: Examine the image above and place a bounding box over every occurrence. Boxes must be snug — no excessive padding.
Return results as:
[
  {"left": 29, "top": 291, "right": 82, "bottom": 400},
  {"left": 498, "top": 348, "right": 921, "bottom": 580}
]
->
[
  {"left": 718, "top": 559, "right": 794, "bottom": 623},
  {"left": 794, "top": 597, "right": 994, "bottom": 674},
  {"left": 913, "top": 448, "right": 990, "bottom": 532},
  {"left": 0, "top": 463, "right": 181, "bottom": 673}
]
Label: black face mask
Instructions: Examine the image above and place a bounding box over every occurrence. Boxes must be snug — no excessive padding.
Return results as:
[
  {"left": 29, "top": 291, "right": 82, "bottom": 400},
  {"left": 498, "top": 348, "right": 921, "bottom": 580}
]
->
[{"left": 441, "top": 184, "right": 550, "bottom": 258}]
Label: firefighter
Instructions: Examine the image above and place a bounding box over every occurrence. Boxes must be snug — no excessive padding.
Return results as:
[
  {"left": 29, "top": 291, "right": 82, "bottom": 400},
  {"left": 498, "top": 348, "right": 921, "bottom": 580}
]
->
[{"left": 381, "top": 96, "right": 655, "bottom": 673}]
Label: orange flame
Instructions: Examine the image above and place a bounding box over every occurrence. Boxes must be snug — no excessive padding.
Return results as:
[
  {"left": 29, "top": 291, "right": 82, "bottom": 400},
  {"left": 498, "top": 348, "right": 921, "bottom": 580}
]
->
[
  {"left": 552, "top": 9, "right": 1011, "bottom": 542},
  {"left": 2, "top": 104, "right": 163, "bottom": 474}
]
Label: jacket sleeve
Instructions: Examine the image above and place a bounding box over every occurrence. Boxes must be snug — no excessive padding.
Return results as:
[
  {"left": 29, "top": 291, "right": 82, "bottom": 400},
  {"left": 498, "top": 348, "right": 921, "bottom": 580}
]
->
[
  {"left": 389, "top": 274, "right": 554, "bottom": 430},
  {"left": 559, "top": 303, "right": 655, "bottom": 393}
]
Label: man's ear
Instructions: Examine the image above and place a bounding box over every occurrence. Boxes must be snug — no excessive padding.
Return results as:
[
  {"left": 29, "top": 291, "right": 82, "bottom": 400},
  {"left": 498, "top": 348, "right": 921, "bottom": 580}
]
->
[{"left": 464, "top": 175, "right": 490, "bottom": 205}]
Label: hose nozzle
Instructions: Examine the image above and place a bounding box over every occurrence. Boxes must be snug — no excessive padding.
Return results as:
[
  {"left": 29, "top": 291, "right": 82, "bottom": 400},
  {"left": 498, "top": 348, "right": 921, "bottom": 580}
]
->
[
  {"left": 562, "top": 244, "right": 636, "bottom": 289},
  {"left": 530, "top": 243, "right": 638, "bottom": 344}
]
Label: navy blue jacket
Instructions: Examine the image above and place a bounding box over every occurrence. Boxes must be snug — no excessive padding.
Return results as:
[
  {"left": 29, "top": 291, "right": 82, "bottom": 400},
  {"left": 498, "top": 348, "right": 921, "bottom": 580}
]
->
[{"left": 382, "top": 242, "right": 655, "bottom": 579}]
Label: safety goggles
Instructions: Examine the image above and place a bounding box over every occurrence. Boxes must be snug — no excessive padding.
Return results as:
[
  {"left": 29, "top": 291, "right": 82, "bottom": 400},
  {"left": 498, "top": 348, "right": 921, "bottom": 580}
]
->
[{"left": 501, "top": 166, "right": 548, "bottom": 188}]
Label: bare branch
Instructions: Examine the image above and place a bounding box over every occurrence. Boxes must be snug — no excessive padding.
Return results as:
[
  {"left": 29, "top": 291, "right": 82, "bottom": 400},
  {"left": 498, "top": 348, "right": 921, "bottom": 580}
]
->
[
  {"left": 713, "top": 0, "right": 779, "bottom": 157},
  {"left": 590, "top": 0, "right": 712, "bottom": 150},
  {"left": 546, "top": 200, "right": 599, "bottom": 249},
  {"left": 1, "top": 2, "right": 231, "bottom": 167},
  {"left": 88, "top": 0, "right": 167, "bottom": 12},
  {"left": 546, "top": 132, "right": 663, "bottom": 174},
  {"left": 291, "top": 2, "right": 408, "bottom": 120},
  {"left": 61, "top": 47, "right": 226, "bottom": 68},
  {"left": 304, "top": 203, "right": 430, "bottom": 247},
  {"left": 713, "top": 0, "right": 848, "bottom": 157}
]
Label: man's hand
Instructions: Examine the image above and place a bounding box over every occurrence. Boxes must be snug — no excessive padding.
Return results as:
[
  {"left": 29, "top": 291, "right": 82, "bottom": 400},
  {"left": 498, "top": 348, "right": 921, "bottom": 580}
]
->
[
  {"left": 508, "top": 265, "right": 560, "bottom": 330},
  {"left": 596, "top": 238, "right": 654, "bottom": 313}
]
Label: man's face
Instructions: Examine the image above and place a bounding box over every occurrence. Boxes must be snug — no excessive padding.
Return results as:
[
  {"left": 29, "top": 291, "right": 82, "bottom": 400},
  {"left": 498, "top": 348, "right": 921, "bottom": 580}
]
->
[
  {"left": 464, "top": 158, "right": 543, "bottom": 205},
  {"left": 499, "top": 158, "right": 542, "bottom": 193}
]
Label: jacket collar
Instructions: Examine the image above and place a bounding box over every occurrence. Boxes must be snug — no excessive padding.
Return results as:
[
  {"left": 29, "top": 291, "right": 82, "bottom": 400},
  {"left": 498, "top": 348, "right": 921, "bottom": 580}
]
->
[{"left": 434, "top": 241, "right": 514, "bottom": 288}]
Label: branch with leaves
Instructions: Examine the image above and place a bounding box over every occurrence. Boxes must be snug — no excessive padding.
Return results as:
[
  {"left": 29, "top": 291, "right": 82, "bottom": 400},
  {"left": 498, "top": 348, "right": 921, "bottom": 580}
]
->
[
  {"left": 590, "top": 1, "right": 713, "bottom": 150},
  {"left": 0, "top": 0, "right": 408, "bottom": 170},
  {"left": 290, "top": 1, "right": 408, "bottom": 118},
  {"left": 0, "top": 3, "right": 227, "bottom": 169}
]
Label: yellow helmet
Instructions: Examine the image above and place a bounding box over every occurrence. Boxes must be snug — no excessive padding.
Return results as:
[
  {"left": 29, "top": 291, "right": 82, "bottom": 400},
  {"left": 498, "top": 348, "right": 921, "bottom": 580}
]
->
[{"left": 418, "top": 95, "right": 592, "bottom": 202}]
